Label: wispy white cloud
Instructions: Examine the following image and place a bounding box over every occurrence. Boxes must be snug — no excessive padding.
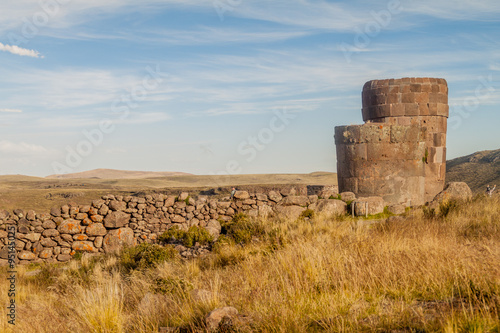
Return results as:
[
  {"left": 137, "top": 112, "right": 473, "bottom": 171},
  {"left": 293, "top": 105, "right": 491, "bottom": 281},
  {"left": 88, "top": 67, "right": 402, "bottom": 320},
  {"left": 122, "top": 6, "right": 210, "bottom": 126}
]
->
[
  {"left": 0, "top": 140, "right": 49, "bottom": 155},
  {"left": 402, "top": 0, "right": 500, "bottom": 20},
  {"left": 35, "top": 111, "right": 171, "bottom": 129},
  {"left": 69, "top": 27, "right": 311, "bottom": 45},
  {"left": 0, "top": 42, "right": 43, "bottom": 58},
  {"left": 0, "top": 108, "right": 22, "bottom": 113}
]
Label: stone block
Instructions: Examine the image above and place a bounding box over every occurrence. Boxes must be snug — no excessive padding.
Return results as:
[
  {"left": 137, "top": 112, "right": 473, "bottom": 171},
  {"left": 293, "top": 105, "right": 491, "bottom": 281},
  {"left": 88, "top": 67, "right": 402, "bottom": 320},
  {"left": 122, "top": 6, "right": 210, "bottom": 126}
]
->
[
  {"left": 103, "top": 228, "right": 135, "bottom": 254},
  {"left": 309, "top": 199, "right": 347, "bottom": 217},
  {"left": 433, "top": 133, "right": 446, "bottom": 147},
  {"left": 39, "top": 248, "right": 53, "bottom": 259},
  {"left": 404, "top": 103, "right": 419, "bottom": 116},
  {"left": 104, "top": 211, "right": 130, "bottom": 229},
  {"left": 339, "top": 177, "right": 358, "bottom": 194},
  {"left": 86, "top": 223, "right": 107, "bottom": 236},
  {"left": 281, "top": 196, "right": 309, "bottom": 207},
  {"left": 401, "top": 93, "right": 415, "bottom": 103},
  {"left": 415, "top": 92, "right": 429, "bottom": 104},
  {"left": 410, "top": 84, "right": 421, "bottom": 92},
  {"left": 437, "top": 103, "right": 449, "bottom": 117},
  {"left": 233, "top": 191, "right": 250, "bottom": 200},
  {"left": 396, "top": 116, "right": 411, "bottom": 125},
  {"left": 418, "top": 102, "right": 430, "bottom": 115},
  {"left": 359, "top": 124, "right": 390, "bottom": 143},
  {"left": 57, "top": 254, "right": 71, "bottom": 262},
  {"left": 433, "top": 182, "right": 472, "bottom": 203},
  {"left": 421, "top": 84, "right": 432, "bottom": 92},
  {"left": 18, "top": 251, "right": 36, "bottom": 260},
  {"left": 352, "top": 197, "right": 385, "bottom": 216},
  {"left": 335, "top": 125, "right": 361, "bottom": 144},
  {"left": 374, "top": 93, "right": 386, "bottom": 105},
  {"left": 400, "top": 84, "right": 411, "bottom": 93},
  {"left": 357, "top": 178, "right": 375, "bottom": 196},
  {"left": 57, "top": 220, "right": 82, "bottom": 235},
  {"left": 438, "top": 93, "right": 448, "bottom": 104},
  {"left": 109, "top": 200, "right": 127, "bottom": 211},
  {"left": 430, "top": 147, "right": 445, "bottom": 164},
  {"left": 72, "top": 241, "right": 97, "bottom": 252},
  {"left": 274, "top": 205, "right": 306, "bottom": 220},
  {"left": 428, "top": 103, "right": 438, "bottom": 115},
  {"left": 345, "top": 143, "right": 367, "bottom": 161},
  {"left": 388, "top": 204, "right": 406, "bottom": 215}
]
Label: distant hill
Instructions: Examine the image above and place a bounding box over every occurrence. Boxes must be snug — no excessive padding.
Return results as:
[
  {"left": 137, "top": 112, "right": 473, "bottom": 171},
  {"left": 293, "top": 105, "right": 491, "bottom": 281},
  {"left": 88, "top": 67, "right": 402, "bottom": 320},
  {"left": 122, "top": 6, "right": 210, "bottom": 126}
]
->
[
  {"left": 446, "top": 149, "right": 500, "bottom": 193},
  {"left": 46, "top": 168, "right": 192, "bottom": 180}
]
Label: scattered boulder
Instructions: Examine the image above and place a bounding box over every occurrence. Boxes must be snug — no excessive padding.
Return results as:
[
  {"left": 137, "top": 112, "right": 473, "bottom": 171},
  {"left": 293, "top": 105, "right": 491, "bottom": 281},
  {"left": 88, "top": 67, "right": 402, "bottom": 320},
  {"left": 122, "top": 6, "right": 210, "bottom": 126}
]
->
[
  {"left": 205, "top": 307, "right": 239, "bottom": 332},
  {"left": 340, "top": 192, "right": 356, "bottom": 202},
  {"left": 387, "top": 204, "right": 406, "bottom": 215},
  {"left": 205, "top": 220, "right": 221, "bottom": 240},
  {"left": 309, "top": 199, "right": 347, "bottom": 217},
  {"left": 433, "top": 182, "right": 472, "bottom": 203},
  {"left": 274, "top": 205, "right": 306, "bottom": 220},
  {"left": 352, "top": 197, "right": 385, "bottom": 216}
]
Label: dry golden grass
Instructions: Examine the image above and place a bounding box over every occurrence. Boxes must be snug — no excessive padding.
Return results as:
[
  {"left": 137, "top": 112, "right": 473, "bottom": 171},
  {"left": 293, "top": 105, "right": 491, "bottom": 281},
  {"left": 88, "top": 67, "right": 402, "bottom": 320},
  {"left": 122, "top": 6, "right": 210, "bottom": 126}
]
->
[{"left": 1, "top": 196, "right": 499, "bottom": 332}]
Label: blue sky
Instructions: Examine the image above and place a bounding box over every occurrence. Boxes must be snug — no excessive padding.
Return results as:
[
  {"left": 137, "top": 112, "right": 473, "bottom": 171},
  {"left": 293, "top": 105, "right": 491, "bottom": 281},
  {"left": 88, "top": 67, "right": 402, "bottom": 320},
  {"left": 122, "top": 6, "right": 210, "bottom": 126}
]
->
[{"left": 0, "top": 0, "right": 499, "bottom": 177}]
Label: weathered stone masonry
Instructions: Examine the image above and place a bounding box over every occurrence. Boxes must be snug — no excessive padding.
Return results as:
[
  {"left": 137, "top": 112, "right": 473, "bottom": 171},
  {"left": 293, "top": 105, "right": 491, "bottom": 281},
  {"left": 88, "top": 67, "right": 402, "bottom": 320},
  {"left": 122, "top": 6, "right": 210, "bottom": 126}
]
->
[
  {"left": 335, "top": 78, "right": 449, "bottom": 206},
  {"left": 0, "top": 188, "right": 350, "bottom": 264}
]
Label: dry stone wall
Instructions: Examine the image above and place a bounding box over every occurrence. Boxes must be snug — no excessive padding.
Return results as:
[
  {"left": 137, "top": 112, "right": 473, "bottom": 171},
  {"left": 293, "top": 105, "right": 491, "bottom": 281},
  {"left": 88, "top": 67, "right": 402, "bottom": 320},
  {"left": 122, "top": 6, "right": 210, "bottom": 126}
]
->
[
  {"left": 0, "top": 188, "right": 347, "bottom": 265},
  {"left": 335, "top": 77, "right": 449, "bottom": 206}
]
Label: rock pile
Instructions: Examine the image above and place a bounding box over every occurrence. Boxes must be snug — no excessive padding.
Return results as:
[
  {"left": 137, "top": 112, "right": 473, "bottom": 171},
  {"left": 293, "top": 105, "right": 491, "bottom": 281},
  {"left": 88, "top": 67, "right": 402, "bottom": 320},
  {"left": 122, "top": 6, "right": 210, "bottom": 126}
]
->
[{"left": 0, "top": 188, "right": 362, "bottom": 264}]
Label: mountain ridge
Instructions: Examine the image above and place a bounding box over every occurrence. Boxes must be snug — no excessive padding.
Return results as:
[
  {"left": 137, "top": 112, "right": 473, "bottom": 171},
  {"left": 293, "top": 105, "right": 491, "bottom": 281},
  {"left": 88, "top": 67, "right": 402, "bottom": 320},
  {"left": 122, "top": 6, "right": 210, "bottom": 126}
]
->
[
  {"left": 446, "top": 148, "right": 500, "bottom": 193},
  {"left": 45, "top": 168, "right": 192, "bottom": 180}
]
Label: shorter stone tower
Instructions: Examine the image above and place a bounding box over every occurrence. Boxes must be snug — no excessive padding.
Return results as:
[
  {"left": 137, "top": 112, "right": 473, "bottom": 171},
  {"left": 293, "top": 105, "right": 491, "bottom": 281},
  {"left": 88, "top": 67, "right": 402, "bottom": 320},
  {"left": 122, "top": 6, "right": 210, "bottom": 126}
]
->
[{"left": 335, "top": 78, "right": 448, "bottom": 206}]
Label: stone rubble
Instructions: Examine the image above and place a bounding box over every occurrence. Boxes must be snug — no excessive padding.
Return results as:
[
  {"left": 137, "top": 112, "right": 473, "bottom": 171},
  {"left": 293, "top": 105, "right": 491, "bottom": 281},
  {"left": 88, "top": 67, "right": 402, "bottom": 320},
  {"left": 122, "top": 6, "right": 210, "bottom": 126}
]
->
[{"left": 0, "top": 186, "right": 377, "bottom": 264}]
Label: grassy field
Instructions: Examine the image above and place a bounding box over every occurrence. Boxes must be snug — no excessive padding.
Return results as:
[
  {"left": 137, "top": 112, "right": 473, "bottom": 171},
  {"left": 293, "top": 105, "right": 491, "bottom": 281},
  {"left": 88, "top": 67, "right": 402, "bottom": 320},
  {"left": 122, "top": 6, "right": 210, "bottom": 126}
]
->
[
  {"left": 0, "top": 172, "right": 337, "bottom": 212},
  {"left": 1, "top": 195, "right": 498, "bottom": 332}
]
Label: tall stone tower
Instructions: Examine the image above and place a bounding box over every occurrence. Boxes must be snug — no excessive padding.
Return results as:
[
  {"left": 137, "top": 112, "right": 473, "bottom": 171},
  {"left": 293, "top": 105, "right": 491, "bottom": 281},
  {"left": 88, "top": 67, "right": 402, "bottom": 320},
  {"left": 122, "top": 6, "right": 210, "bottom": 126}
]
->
[{"left": 335, "top": 78, "right": 448, "bottom": 206}]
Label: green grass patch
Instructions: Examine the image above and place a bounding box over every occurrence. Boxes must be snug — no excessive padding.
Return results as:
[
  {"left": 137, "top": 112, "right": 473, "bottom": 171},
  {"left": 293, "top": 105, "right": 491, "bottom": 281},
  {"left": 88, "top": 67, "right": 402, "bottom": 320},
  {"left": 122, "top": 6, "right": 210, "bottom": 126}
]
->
[
  {"left": 119, "top": 242, "right": 177, "bottom": 271},
  {"left": 159, "top": 226, "right": 213, "bottom": 248}
]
